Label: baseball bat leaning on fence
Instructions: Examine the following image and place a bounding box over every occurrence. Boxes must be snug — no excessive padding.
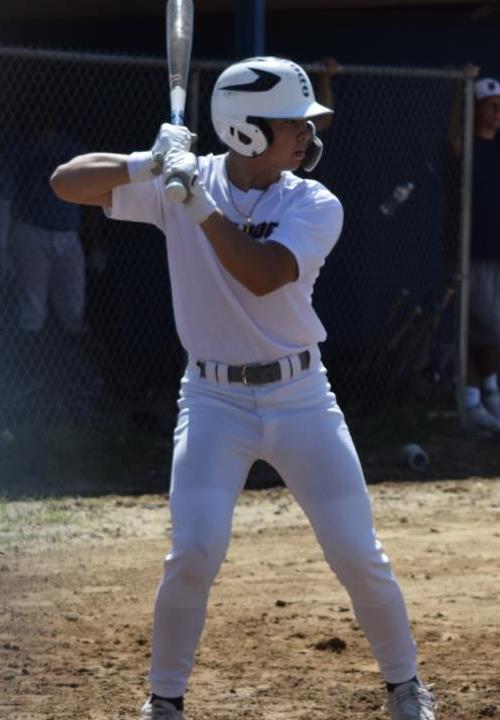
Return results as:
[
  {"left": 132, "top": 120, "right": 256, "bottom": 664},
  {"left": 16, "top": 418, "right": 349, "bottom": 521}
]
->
[
  {"left": 358, "top": 287, "right": 410, "bottom": 380},
  {"left": 351, "top": 296, "right": 419, "bottom": 413},
  {"left": 409, "top": 286, "right": 456, "bottom": 377},
  {"left": 165, "top": 0, "right": 194, "bottom": 203},
  {"left": 358, "top": 288, "right": 410, "bottom": 377},
  {"left": 383, "top": 303, "right": 425, "bottom": 392},
  {"left": 388, "top": 286, "right": 456, "bottom": 392},
  {"left": 387, "top": 303, "right": 423, "bottom": 354}
]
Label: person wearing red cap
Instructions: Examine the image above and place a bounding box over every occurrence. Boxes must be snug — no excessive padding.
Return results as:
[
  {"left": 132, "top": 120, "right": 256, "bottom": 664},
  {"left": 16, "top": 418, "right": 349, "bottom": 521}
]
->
[{"left": 461, "top": 73, "right": 500, "bottom": 431}]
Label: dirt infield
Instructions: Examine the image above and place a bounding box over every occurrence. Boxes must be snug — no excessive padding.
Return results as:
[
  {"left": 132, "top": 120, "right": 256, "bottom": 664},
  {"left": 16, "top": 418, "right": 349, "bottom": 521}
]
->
[{"left": 1, "top": 478, "right": 499, "bottom": 720}]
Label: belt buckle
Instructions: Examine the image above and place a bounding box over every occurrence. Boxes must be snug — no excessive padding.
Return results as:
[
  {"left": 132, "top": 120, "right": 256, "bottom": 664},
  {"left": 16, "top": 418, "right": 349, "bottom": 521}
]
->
[{"left": 241, "top": 364, "right": 250, "bottom": 385}]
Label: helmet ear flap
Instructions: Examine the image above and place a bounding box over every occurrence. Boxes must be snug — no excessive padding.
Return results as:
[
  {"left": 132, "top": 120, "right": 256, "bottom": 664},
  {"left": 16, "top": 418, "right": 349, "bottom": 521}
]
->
[
  {"left": 216, "top": 118, "right": 269, "bottom": 157},
  {"left": 301, "top": 120, "right": 324, "bottom": 172},
  {"left": 247, "top": 117, "right": 273, "bottom": 148}
]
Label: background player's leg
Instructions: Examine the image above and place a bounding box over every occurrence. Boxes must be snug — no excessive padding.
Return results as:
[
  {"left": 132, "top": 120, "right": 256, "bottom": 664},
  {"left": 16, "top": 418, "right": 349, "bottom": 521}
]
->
[
  {"left": 150, "top": 378, "right": 260, "bottom": 699},
  {"left": 263, "top": 371, "right": 417, "bottom": 684},
  {"left": 11, "top": 222, "right": 50, "bottom": 332},
  {"left": 50, "top": 231, "right": 85, "bottom": 334}
]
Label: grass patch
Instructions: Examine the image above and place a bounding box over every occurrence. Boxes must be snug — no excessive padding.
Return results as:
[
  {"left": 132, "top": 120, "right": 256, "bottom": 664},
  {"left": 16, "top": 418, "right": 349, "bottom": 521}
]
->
[
  {"left": 0, "top": 495, "right": 149, "bottom": 550},
  {"left": 0, "top": 420, "right": 172, "bottom": 500}
]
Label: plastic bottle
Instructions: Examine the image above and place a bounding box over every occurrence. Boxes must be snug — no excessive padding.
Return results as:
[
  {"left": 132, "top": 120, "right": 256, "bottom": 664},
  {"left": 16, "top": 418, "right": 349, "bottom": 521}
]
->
[
  {"left": 380, "top": 182, "right": 415, "bottom": 217},
  {"left": 402, "top": 444, "right": 429, "bottom": 471}
]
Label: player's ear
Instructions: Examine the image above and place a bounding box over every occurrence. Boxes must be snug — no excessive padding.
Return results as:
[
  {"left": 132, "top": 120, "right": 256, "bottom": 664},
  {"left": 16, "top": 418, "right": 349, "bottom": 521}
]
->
[{"left": 301, "top": 121, "right": 323, "bottom": 172}]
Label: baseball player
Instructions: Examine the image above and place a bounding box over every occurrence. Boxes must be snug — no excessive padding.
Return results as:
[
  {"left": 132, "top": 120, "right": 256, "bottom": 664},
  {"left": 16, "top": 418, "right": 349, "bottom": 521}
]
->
[{"left": 51, "top": 57, "right": 436, "bottom": 720}]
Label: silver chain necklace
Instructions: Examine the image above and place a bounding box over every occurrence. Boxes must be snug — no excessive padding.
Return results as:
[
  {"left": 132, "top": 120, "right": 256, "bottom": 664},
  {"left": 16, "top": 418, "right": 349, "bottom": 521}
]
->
[{"left": 225, "top": 164, "right": 271, "bottom": 234}]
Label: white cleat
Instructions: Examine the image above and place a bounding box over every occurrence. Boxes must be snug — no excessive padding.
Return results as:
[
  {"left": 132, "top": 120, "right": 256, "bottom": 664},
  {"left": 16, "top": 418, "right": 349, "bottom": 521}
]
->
[
  {"left": 463, "top": 403, "right": 500, "bottom": 432},
  {"left": 384, "top": 681, "right": 436, "bottom": 720},
  {"left": 483, "top": 390, "right": 500, "bottom": 420},
  {"left": 140, "top": 697, "right": 183, "bottom": 720}
]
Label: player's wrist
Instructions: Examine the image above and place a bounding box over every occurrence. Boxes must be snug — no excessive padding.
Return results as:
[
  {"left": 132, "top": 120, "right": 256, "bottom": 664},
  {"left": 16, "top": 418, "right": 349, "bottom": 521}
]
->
[
  {"left": 186, "top": 189, "right": 219, "bottom": 225},
  {"left": 127, "top": 151, "right": 159, "bottom": 183}
]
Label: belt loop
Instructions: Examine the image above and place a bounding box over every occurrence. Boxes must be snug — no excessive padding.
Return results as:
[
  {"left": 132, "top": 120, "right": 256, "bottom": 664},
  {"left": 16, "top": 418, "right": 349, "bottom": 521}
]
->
[
  {"left": 277, "top": 358, "right": 290, "bottom": 382},
  {"left": 289, "top": 352, "right": 302, "bottom": 377},
  {"left": 205, "top": 361, "right": 218, "bottom": 382},
  {"left": 197, "top": 361, "right": 206, "bottom": 379},
  {"left": 218, "top": 363, "right": 229, "bottom": 384}
]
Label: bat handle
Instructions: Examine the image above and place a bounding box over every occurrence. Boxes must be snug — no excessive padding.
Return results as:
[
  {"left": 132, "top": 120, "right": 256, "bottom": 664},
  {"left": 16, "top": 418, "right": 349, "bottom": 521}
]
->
[{"left": 165, "top": 175, "right": 188, "bottom": 203}]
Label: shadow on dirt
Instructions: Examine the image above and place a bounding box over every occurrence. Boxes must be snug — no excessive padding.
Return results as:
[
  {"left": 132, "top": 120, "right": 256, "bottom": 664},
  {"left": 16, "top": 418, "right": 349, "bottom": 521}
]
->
[{"left": 2, "top": 402, "right": 500, "bottom": 500}]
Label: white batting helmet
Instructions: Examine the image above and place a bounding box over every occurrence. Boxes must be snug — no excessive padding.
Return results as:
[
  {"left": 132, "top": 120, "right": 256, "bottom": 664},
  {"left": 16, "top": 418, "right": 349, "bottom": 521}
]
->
[{"left": 211, "top": 56, "right": 333, "bottom": 169}]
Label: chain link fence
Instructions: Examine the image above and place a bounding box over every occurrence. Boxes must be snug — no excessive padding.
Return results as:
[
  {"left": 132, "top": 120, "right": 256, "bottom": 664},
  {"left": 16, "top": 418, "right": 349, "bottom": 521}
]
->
[
  {"left": 312, "top": 64, "right": 467, "bottom": 416},
  {"left": 0, "top": 47, "right": 469, "bottom": 493}
]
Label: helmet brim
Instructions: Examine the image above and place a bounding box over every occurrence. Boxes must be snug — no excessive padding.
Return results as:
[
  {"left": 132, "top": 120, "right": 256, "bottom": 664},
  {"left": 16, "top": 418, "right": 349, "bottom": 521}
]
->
[{"left": 259, "top": 101, "right": 334, "bottom": 120}]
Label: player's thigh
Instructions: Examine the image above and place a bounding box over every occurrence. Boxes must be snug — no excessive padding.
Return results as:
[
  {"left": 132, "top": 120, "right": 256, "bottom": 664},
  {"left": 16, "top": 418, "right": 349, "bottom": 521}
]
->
[
  {"left": 169, "top": 384, "right": 261, "bottom": 561},
  {"left": 171, "top": 381, "right": 261, "bottom": 498},
  {"left": 264, "top": 394, "right": 380, "bottom": 576},
  {"left": 265, "top": 388, "right": 367, "bottom": 506}
]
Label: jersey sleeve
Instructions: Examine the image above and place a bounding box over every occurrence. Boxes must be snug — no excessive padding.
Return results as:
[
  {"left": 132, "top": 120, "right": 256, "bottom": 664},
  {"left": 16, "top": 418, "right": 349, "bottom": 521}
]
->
[
  {"left": 269, "top": 183, "right": 344, "bottom": 278},
  {"left": 104, "top": 176, "right": 165, "bottom": 231}
]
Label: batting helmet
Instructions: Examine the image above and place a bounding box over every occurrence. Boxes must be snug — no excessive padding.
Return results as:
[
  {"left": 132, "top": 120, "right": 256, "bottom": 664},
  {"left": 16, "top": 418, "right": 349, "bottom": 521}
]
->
[{"left": 211, "top": 56, "right": 333, "bottom": 170}]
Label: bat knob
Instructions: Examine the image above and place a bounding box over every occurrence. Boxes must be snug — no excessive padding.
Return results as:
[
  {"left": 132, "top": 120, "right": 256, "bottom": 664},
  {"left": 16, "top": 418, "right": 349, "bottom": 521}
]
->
[{"left": 165, "top": 176, "right": 188, "bottom": 203}]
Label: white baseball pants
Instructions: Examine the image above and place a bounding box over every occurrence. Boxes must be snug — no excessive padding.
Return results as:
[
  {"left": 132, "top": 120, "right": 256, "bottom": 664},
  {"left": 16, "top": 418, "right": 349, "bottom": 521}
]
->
[
  {"left": 150, "top": 350, "right": 417, "bottom": 698},
  {"left": 11, "top": 221, "right": 85, "bottom": 333}
]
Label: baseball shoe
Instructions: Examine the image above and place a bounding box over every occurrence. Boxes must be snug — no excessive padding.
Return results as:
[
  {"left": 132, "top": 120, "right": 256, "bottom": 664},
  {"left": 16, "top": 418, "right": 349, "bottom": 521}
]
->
[
  {"left": 140, "top": 696, "right": 183, "bottom": 720},
  {"left": 463, "top": 403, "right": 500, "bottom": 432},
  {"left": 483, "top": 390, "right": 500, "bottom": 419},
  {"left": 384, "top": 680, "right": 436, "bottom": 720}
]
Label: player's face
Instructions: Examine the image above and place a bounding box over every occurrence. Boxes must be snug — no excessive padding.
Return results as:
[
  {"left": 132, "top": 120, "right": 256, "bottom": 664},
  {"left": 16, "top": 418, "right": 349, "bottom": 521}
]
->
[
  {"left": 266, "top": 119, "right": 311, "bottom": 170},
  {"left": 476, "top": 96, "right": 500, "bottom": 133}
]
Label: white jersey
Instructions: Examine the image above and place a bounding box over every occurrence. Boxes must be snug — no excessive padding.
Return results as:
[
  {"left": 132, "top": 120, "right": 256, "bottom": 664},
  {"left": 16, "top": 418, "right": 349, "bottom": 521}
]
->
[{"left": 106, "top": 153, "right": 343, "bottom": 364}]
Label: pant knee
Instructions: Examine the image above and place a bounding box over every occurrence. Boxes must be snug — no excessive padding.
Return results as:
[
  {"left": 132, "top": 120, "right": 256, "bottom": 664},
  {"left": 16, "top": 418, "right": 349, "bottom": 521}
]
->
[
  {"left": 326, "top": 538, "right": 399, "bottom": 607},
  {"left": 158, "top": 541, "right": 225, "bottom": 610}
]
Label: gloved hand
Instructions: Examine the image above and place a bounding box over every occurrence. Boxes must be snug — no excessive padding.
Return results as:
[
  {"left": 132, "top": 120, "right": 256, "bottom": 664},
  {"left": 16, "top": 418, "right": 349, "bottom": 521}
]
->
[
  {"left": 163, "top": 148, "right": 218, "bottom": 224},
  {"left": 127, "top": 123, "right": 193, "bottom": 183}
]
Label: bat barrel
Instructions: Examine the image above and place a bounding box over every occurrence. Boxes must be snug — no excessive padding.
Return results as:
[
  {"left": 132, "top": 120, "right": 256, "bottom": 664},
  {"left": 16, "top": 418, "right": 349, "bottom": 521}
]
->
[
  {"left": 165, "top": 0, "right": 194, "bottom": 200},
  {"left": 167, "top": 0, "right": 194, "bottom": 98}
]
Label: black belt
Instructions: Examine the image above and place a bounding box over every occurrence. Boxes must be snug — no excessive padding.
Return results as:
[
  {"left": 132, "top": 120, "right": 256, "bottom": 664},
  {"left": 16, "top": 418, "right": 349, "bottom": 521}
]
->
[{"left": 197, "top": 350, "right": 310, "bottom": 386}]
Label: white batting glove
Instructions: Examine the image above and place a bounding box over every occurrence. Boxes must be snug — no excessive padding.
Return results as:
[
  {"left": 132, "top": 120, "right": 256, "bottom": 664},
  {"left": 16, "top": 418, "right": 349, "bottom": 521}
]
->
[
  {"left": 163, "top": 148, "right": 218, "bottom": 224},
  {"left": 127, "top": 123, "right": 193, "bottom": 184}
]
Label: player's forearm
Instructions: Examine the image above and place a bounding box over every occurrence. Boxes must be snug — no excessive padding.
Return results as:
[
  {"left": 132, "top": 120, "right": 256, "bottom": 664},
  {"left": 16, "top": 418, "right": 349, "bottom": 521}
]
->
[
  {"left": 201, "top": 212, "right": 297, "bottom": 296},
  {"left": 50, "top": 153, "right": 129, "bottom": 204}
]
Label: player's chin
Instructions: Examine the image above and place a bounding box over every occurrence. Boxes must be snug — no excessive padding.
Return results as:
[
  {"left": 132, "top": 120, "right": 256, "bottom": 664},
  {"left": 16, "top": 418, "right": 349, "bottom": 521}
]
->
[{"left": 286, "top": 152, "right": 305, "bottom": 170}]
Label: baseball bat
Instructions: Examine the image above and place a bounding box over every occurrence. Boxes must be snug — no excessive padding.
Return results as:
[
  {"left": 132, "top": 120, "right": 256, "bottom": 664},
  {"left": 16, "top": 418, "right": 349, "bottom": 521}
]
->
[
  {"left": 391, "top": 286, "right": 456, "bottom": 391},
  {"left": 387, "top": 304, "right": 423, "bottom": 352},
  {"left": 358, "top": 287, "right": 410, "bottom": 378},
  {"left": 410, "top": 286, "right": 456, "bottom": 374},
  {"left": 165, "top": 0, "right": 194, "bottom": 203}
]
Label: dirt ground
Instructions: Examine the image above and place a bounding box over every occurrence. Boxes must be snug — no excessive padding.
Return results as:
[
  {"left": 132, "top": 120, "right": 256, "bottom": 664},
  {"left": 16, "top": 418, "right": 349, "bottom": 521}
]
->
[{"left": 1, "top": 478, "right": 499, "bottom": 720}]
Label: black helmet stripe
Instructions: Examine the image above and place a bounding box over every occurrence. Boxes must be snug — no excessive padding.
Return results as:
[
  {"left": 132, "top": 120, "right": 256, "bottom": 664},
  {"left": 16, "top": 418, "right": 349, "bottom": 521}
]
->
[{"left": 220, "top": 67, "right": 281, "bottom": 93}]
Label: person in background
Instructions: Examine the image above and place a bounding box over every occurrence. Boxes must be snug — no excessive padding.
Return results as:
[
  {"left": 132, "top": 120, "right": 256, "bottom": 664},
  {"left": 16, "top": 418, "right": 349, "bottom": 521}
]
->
[
  {"left": 450, "top": 66, "right": 500, "bottom": 431},
  {"left": 8, "top": 100, "right": 86, "bottom": 371},
  {"left": 314, "top": 56, "right": 340, "bottom": 135}
]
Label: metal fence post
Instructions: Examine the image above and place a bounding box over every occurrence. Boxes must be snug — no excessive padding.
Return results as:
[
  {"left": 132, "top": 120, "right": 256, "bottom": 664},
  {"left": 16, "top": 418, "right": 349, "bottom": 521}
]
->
[{"left": 456, "top": 74, "right": 475, "bottom": 427}]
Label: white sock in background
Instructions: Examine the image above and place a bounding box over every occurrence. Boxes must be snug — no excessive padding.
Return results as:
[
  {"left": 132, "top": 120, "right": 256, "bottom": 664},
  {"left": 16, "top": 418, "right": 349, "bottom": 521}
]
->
[
  {"left": 465, "top": 386, "right": 481, "bottom": 409},
  {"left": 482, "top": 373, "right": 498, "bottom": 393}
]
